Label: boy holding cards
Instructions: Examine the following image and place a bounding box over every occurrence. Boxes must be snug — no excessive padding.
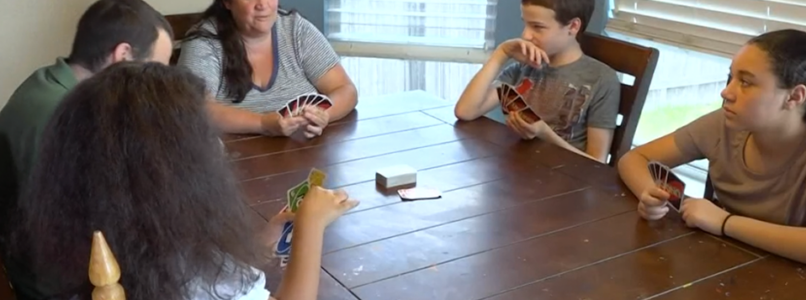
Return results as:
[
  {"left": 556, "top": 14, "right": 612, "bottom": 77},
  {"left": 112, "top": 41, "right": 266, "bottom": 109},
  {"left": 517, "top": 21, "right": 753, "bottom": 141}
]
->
[
  {"left": 454, "top": 0, "right": 621, "bottom": 163},
  {"left": 618, "top": 29, "right": 806, "bottom": 264}
]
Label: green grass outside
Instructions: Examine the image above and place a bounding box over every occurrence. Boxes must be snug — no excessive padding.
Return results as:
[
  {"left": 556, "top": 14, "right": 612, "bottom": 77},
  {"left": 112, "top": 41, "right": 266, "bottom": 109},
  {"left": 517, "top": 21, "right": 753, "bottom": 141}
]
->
[{"left": 633, "top": 103, "right": 722, "bottom": 145}]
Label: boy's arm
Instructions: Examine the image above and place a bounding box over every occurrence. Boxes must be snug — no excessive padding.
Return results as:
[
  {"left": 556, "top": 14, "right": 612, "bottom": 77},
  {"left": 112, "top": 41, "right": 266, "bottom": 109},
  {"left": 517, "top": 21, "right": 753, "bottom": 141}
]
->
[
  {"left": 584, "top": 71, "right": 622, "bottom": 162},
  {"left": 454, "top": 50, "right": 512, "bottom": 121}
]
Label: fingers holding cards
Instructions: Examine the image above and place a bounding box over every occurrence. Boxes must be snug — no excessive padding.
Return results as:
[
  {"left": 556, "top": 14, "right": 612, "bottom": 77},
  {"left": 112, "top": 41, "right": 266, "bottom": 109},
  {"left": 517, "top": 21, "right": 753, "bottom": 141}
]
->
[{"left": 647, "top": 161, "right": 687, "bottom": 213}]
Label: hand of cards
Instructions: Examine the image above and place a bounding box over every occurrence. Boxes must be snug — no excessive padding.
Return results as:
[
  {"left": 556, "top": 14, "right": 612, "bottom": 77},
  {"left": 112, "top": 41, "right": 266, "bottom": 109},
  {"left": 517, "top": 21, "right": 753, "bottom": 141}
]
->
[
  {"left": 274, "top": 168, "right": 328, "bottom": 267},
  {"left": 647, "top": 161, "right": 687, "bottom": 211},
  {"left": 496, "top": 82, "right": 541, "bottom": 124},
  {"left": 277, "top": 93, "right": 333, "bottom": 118}
]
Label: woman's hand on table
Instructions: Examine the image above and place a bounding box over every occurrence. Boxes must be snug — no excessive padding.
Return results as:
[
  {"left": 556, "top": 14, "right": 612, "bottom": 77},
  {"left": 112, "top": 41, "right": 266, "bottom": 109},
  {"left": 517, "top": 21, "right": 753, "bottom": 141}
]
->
[
  {"left": 261, "top": 113, "right": 308, "bottom": 137},
  {"left": 302, "top": 106, "right": 330, "bottom": 139}
]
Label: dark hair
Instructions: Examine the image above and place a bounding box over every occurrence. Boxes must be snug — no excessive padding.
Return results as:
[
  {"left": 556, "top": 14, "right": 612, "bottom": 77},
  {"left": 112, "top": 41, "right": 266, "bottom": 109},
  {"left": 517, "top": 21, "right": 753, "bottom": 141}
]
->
[
  {"left": 748, "top": 29, "right": 806, "bottom": 89},
  {"left": 68, "top": 0, "right": 175, "bottom": 72},
  {"left": 184, "top": 1, "right": 295, "bottom": 103},
  {"left": 747, "top": 29, "right": 806, "bottom": 121},
  {"left": 11, "top": 62, "right": 266, "bottom": 300},
  {"left": 521, "top": 0, "right": 594, "bottom": 36}
]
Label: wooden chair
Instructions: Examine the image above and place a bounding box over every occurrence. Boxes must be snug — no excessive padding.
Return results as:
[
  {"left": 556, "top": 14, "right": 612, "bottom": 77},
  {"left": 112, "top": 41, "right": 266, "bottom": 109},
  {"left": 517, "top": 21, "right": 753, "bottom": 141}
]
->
[
  {"left": 580, "top": 32, "right": 660, "bottom": 166},
  {"left": 165, "top": 13, "right": 204, "bottom": 65},
  {"left": 90, "top": 231, "right": 124, "bottom": 300}
]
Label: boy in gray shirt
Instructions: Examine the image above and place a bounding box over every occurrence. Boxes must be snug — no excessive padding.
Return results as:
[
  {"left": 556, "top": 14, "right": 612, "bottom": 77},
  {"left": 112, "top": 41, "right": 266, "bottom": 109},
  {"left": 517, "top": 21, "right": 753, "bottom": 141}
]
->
[{"left": 455, "top": 0, "right": 620, "bottom": 163}]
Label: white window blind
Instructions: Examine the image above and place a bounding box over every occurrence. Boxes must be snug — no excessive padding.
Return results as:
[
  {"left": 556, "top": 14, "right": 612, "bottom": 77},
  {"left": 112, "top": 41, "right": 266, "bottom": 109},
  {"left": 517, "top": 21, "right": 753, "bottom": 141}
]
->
[
  {"left": 325, "top": 0, "right": 497, "bottom": 63},
  {"left": 609, "top": 0, "right": 806, "bottom": 56}
]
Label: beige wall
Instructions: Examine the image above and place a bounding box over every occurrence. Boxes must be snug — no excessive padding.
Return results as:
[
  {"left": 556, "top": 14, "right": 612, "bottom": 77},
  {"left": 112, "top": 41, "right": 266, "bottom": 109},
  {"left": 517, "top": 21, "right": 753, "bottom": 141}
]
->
[{"left": 0, "top": 0, "right": 211, "bottom": 109}]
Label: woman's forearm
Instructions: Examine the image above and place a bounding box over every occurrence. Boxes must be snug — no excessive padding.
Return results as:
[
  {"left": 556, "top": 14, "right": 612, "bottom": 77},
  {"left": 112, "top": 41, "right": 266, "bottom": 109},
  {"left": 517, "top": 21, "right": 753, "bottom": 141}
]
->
[
  {"left": 324, "top": 84, "right": 358, "bottom": 122},
  {"left": 725, "top": 215, "right": 806, "bottom": 263}
]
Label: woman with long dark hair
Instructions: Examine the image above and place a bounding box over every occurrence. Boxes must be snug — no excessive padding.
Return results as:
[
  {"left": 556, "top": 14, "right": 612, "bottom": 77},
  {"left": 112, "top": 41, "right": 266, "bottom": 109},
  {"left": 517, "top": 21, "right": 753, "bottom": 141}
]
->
[
  {"left": 618, "top": 29, "right": 806, "bottom": 263},
  {"left": 10, "top": 62, "right": 358, "bottom": 300},
  {"left": 178, "top": 0, "right": 357, "bottom": 139}
]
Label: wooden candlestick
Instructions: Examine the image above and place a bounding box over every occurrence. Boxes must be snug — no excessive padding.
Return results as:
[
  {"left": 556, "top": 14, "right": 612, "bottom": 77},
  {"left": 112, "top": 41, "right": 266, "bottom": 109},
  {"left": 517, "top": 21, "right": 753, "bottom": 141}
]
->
[{"left": 89, "top": 231, "right": 125, "bottom": 300}]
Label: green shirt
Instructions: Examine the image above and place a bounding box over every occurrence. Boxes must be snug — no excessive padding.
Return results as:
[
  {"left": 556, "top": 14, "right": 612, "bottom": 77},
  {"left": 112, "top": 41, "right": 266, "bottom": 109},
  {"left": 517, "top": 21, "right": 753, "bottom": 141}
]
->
[{"left": 0, "top": 57, "right": 77, "bottom": 300}]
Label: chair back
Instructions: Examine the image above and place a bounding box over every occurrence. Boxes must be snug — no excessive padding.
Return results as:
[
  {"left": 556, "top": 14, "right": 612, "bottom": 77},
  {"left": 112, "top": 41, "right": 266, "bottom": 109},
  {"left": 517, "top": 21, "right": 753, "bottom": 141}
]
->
[
  {"left": 165, "top": 13, "right": 204, "bottom": 65},
  {"left": 90, "top": 231, "right": 125, "bottom": 300},
  {"left": 580, "top": 32, "right": 660, "bottom": 166}
]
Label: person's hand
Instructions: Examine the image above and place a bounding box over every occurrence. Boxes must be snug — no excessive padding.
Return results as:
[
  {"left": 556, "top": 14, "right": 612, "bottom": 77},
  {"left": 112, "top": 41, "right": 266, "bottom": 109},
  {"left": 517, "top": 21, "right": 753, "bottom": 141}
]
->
[
  {"left": 496, "top": 38, "right": 550, "bottom": 68},
  {"left": 302, "top": 106, "right": 330, "bottom": 139},
  {"left": 680, "top": 198, "right": 730, "bottom": 236},
  {"left": 638, "top": 186, "right": 670, "bottom": 221},
  {"left": 264, "top": 211, "right": 295, "bottom": 248},
  {"left": 297, "top": 186, "right": 359, "bottom": 229},
  {"left": 261, "top": 113, "right": 308, "bottom": 137},
  {"left": 506, "top": 113, "right": 550, "bottom": 140}
]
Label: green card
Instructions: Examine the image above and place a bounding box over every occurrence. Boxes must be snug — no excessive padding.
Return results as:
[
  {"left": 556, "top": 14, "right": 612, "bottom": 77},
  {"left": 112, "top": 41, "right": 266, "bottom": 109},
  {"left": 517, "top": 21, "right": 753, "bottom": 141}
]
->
[{"left": 287, "top": 180, "right": 310, "bottom": 212}]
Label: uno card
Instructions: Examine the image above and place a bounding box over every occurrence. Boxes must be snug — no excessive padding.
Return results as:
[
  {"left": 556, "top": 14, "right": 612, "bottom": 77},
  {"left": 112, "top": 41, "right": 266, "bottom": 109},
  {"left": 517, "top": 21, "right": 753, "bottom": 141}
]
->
[
  {"left": 518, "top": 107, "right": 541, "bottom": 124},
  {"left": 315, "top": 98, "right": 333, "bottom": 110},
  {"left": 287, "top": 98, "right": 299, "bottom": 115},
  {"left": 308, "top": 168, "right": 327, "bottom": 187},
  {"left": 647, "top": 161, "right": 687, "bottom": 211},
  {"left": 663, "top": 170, "right": 686, "bottom": 211},
  {"left": 287, "top": 181, "right": 309, "bottom": 212},
  {"left": 278, "top": 104, "right": 290, "bottom": 118},
  {"left": 398, "top": 187, "right": 442, "bottom": 201},
  {"left": 505, "top": 97, "right": 528, "bottom": 113},
  {"left": 274, "top": 221, "right": 294, "bottom": 257}
]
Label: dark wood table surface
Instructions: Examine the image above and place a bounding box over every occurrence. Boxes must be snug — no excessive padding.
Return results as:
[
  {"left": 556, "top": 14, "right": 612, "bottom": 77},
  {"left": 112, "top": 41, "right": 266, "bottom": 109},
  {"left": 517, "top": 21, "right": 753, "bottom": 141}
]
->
[{"left": 224, "top": 90, "right": 806, "bottom": 300}]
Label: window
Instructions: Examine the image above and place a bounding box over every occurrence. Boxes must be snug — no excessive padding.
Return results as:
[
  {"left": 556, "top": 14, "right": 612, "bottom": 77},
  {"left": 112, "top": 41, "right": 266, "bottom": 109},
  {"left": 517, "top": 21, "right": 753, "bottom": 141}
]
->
[
  {"left": 607, "top": 0, "right": 806, "bottom": 197},
  {"left": 325, "top": 0, "right": 497, "bottom": 62},
  {"left": 610, "top": 0, "right": 806, "bottom": 57},
  {"left": 324, "top": 0, "right": 496, "bottom": 101}
]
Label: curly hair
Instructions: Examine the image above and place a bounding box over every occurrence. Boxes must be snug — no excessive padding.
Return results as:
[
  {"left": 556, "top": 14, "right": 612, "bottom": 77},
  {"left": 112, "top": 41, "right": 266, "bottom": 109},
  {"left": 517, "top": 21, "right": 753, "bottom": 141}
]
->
[{"left": 10, "top": 62, "right": 268, "bottom": 300}]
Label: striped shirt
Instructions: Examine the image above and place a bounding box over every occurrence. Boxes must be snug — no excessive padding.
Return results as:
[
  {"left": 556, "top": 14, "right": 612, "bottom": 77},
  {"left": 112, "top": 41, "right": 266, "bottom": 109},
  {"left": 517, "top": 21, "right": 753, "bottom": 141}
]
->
[{"left": 177, "top": 11, "right": 340, "bottom": 113}]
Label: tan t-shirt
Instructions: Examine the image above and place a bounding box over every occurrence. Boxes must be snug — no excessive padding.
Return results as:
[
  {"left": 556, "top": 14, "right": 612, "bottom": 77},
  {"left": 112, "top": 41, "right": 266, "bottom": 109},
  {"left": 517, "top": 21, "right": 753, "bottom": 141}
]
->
[{"left": 674, "top": 109, "right": 806, "bottom": 226}]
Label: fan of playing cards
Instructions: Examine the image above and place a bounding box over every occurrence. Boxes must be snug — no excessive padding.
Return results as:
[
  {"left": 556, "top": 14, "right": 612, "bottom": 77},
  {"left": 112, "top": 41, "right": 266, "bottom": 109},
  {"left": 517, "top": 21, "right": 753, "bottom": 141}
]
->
[
  {"left": 496, "top": 82, "right": 541, "bottom": 124},
  {"left": 647, "top": 161, "right": 687, "bottom": 212},
  {"left": 277, "top": 93, "right": 333, "bottom": 118},
  {"left": 274, "top": 168, "right": 327, "bottom": 267}
]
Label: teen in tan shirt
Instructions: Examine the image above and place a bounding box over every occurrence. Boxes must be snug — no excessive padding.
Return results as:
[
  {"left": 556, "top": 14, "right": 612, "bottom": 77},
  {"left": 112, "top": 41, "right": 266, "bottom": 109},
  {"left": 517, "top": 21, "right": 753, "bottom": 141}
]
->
[{"left": 618, "top": 29, "right": 806, "bottom": 264}]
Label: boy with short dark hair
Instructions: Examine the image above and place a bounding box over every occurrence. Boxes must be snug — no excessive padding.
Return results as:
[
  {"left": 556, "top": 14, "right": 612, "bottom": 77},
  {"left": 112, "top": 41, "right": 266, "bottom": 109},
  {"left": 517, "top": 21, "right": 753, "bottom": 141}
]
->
[{"left": 455, "top": 0, "right": 621, "bottom": 163}]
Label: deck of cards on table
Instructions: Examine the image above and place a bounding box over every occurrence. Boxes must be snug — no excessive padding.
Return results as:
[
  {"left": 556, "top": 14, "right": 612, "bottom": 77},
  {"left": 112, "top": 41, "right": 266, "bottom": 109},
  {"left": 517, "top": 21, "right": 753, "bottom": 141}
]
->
[
  {"left": 496, "top": 82, "right": 541, "bottom": 124},
  {"left": 277, "top": 93, "right": 333, "bottom": 118},
  {"left": 647, "top": 161, "right": 687, "bottom": 212},
  {"left": 274, "top": 168, "right": 327, "bottom": 267}
]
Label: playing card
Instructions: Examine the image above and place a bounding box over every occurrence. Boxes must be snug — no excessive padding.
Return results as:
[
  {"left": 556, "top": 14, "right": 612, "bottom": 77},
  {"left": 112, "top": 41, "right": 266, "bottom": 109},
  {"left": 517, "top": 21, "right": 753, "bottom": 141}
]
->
[
  {"left": 505, "top": 97, "right": 529, "bottom": 113},
  {"left": 274, "top": 221, "right": 294, "bottom": 257},
  {"left": 398, "top": 187, "right": 442, "bottom": 200},
  {"left": 287, "top": 180, "right": 309, "bottom": 212},
  {"left": 647, "top": 161, "right": 687, "bottom": 211},
  {"left": 315, "top": 98, "right": 333, "bottom": 110},
  {"left": 308, "top": 168, "right": 327, "bottom": 187},
  {"left": 288, "top": 98, "right": 299, "bottom": 116},
  {"left": 278, "top": 104, "right": 291, "bottom": 118},
  {"left": 517, "top": 107, "right": 541, "bottom": 124}
]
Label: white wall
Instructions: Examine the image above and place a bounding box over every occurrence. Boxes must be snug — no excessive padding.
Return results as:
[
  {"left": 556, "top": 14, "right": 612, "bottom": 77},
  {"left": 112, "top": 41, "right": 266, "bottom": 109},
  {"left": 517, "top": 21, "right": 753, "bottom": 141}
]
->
[{"left": 0, "top": 0, "right": 211, "bottom": 110}]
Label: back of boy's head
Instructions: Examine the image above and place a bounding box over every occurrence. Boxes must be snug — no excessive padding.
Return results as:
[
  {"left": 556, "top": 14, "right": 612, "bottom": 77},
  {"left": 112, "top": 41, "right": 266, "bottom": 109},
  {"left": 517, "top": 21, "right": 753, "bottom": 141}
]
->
[
  {"left": 522, "top": 0, "right": 594, "bottom": 36},
  {"left": 68, "top": 0, "right": 174, "bottom": 72}
]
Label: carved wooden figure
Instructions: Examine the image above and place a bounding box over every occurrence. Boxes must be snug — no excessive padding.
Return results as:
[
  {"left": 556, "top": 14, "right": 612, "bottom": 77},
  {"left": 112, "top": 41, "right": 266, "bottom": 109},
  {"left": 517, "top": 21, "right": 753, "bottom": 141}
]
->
[{"left": 89, "top": 231, "right": 125, "bottom": 300}]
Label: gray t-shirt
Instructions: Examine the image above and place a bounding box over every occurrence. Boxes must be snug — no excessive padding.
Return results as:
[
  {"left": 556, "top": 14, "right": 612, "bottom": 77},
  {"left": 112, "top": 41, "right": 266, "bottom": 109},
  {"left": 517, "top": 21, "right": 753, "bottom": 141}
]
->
[
  {"left": 487, "top": 55, "right": 621, "bottom": 150},
  {"left": 674, "top": 109, "right": 806, "bottom": 226},
  {"left": 177, "top": 11, "right": 340, "bottom": 113}
]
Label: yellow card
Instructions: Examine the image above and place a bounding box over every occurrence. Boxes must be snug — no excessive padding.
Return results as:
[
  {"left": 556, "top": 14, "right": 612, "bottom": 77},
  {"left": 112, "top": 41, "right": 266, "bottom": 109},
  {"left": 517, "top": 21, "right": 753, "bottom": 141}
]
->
[{"left": 308, "top": 168, "right": 327, "bottom": 187}]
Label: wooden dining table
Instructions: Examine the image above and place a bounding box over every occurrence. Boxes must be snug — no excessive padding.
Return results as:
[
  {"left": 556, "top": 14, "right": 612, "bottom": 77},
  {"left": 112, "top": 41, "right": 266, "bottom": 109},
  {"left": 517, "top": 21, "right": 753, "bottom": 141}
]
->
[{"left": 224, "top": 90, "right": 806, "bottom": 300}]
